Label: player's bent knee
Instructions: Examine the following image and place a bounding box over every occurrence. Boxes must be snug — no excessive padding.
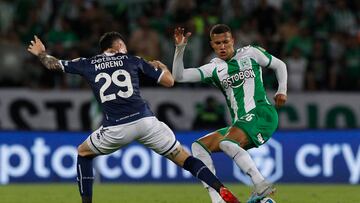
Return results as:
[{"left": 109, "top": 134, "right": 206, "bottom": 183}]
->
[
  {"left": 225, "top": 127, "right": 249, "bottom": 147},
  {"left": 196, "top": 133, "right": 223, "bottom": 152},
  {"left": 219, "top": 140, "right": 227, "bottom": 151},
  {"left": 77, "top": 143, "right": 96, "bottom": 157},
  {"left": 191, "top": 141, "right": 210, "bottom": 156},
  {"left": 219, "top": 139, "right": 238, "bottom": 153},
  {"left": 77, "top": 145, "right": 87, "bottom": 157}
]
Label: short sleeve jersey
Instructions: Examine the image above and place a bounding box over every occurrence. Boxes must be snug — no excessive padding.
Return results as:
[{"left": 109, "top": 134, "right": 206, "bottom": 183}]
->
[
  {"left": 197, "top": 45, "right": 272, "bottom": 123},
  {"left": 59, "top": 53, "right": 163, "bottom": 127}
]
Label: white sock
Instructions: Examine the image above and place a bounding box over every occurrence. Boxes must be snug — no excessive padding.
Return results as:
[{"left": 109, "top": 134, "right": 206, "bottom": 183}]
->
[
  {"left": 219, "top": 140, "right": 264, "bottom": 185},
  {"left": 192, "top": 142, "right": 225, "bottom": 203}
]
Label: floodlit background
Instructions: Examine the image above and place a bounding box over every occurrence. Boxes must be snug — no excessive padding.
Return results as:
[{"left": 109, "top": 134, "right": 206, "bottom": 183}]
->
[{"left": 0, "top": 0, "right": 359, "bottom": 202}]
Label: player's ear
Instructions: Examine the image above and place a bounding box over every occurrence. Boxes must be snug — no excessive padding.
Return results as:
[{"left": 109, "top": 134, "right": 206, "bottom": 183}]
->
[
  {"left": 210, "top": 40, "right": 215, "bottom": 49},
  {"left": 119, "top": 40, "right": 127, "bottom": 54}
]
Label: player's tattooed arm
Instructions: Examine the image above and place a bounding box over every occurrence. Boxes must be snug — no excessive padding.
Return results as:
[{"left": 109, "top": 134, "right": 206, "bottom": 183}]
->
[
  {"left": 38, "top": 52, "right": 62, "bottom": 71},
  {"left": 27, "top": 35, "right": 62, "bottom": 71}
]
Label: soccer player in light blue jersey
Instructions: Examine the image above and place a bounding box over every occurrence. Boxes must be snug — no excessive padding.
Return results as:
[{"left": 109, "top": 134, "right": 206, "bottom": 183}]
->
[
  {"left": 28, "top": 32, "right": 239, "bottom": 203},
  {"left": 172, "top": 24, "right": 288, "bottom": 203}
]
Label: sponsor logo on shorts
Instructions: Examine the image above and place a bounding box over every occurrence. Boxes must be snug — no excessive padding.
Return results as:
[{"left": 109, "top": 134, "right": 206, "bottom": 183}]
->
[{"left": 257, "top": 133, "right": 265, "bottom": 144}]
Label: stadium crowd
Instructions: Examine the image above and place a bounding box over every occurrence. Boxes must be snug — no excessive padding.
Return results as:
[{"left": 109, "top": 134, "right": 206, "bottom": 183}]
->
[{"left": 0, "top": 0, "right": 359, "bottom": 91}]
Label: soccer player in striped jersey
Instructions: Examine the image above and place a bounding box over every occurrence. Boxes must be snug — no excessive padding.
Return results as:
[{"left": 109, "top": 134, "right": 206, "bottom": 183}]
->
[
  {"left": 172, "top": 24, "right": 287, "bottom": 203},
  {"left": 27, "top": 32, "right": 239, "bottom": 203}
]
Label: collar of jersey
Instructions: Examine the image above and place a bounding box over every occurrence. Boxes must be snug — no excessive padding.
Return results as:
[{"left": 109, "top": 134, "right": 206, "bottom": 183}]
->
[{"left": 103, "top": 52, "right": 116, "bottom": 56}]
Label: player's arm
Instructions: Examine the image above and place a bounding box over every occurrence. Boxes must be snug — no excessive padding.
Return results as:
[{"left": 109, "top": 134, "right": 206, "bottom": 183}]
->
[
  {"left": 148, "top": 60, "right": 174, "bottom": 87},
  {"left": 27, "top": 35, "right": 63, "bottom": 71},
  {"left": 252, "top": 46, "right": 288, "bottom": 107},
  {"left": 268, "top": 56, "right": 287, "bottom": 97},
  {"left": 172, "top": 27, "right": 202, "bottom": 82}
]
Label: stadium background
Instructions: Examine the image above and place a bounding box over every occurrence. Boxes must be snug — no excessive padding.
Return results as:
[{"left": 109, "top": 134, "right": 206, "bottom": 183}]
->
[{"left": 0, "top": 0, "right": 359, "bottom": 202}]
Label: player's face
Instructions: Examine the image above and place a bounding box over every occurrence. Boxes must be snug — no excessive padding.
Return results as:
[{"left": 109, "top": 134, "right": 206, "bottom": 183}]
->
[
  {"left": 112, "top": 39, "right": 127, "bottom": 54},
  {"left": 210, "top": 32, "right": 235, "bottom": 61}
]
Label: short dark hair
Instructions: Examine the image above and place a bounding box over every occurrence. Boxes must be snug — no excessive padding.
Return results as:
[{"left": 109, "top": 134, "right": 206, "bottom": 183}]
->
[
  {"left": 99, "top": 31, "right": 125, "bottom": 52},
  {"left": 209, "top": 24, "right": 232, "bottom": 37}
]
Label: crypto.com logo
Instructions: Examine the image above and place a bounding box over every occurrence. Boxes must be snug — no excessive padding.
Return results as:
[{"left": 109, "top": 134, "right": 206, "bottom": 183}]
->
[{"left": 233, "top": 139, "right": 283, "bottom": 185}]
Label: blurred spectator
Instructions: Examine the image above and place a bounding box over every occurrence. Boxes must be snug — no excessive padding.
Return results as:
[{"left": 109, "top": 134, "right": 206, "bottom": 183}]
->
[
  {"left": 0, "top": 0, "right": 16, "bottom": 34},
  {"left": 191, "top": 2, "right": 220, "bottom": 36},
  {"left": 285, "top": 47, "right": 308, "bottom": 92},
  {"left": 129, "top": 15, "right": 160, "bottom": 61},
  {"left": 343, "top": 34, "right": 360, "bottom": 90},
  {"left": 226, "top": 0, "right": 246, "bottom": 31},
  {"left": 328, "top": 32, "right": 346, "bottom": 62},
  {"left": 308, "top": 4, "right": 334, "bottom": 39},
  {"left": 306, "top": 39, "right": 330, "bottom": 90},
  {"left": 234, "top": 18, "right": 260, "bottom": 48},
  {"left": 47, "top": 17, "right": 79, "bottom": 48},
  {"left": 0, "top": 31, "right": 28, "bottom": 87},
  {"left": 166, "top": 0, "right": 196, "bottom": 24},
  {"left": 328, "top": 59, "right": 342, "bottom": 90},
  {"left": 332, "top": 0, "right": 357, "bottom": 35},
  {"left": 278, "top": 15, "right": 300, "bottom": 43},
  {"left": 251, "top": 0, "right": 279, "bottom": 36},
  {"left": 192, "top": 96, "right": 227, "bottom": 130},
  {"left": 284, "top": 25, "right": 313, "bottom": 58}
]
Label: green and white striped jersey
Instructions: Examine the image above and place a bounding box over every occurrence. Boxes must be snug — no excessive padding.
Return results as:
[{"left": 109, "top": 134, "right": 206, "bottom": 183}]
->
[{"left": 197, "top": 45, "right": 272, "bottom": 123}]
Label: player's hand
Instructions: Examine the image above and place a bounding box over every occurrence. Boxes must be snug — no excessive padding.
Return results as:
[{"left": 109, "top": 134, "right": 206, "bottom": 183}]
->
[
  {"left": 274, "top": 94, "right": 287, "bottom": 108},
  {"left": 174, "top": 27, "right": 191, "bottom": 46},
  {"left": 27, "top": 35, "right": 46, "bottom": 56},
  {"left": 149, "top": 60, "right": 168, "bottom": 70}
]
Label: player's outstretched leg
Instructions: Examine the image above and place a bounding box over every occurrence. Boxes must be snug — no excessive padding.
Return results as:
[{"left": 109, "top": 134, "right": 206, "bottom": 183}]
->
[
  {"left": 219, "top": 139, "right": 265, "bottom": 185},
  {"left": 219, "top": 139, "right": 276, "bottom": 203},
  {"left": 168, "top": 145, "right": 240, "bottom": 203},
  {"left": 182, "top": 156, "right": 240, "bottom": 203},
  {"left": 192, "top": 142, "right": 225, "bottom": 203},
  {"left": 77, "top": 155, "right": 95, "bottom": 203}
]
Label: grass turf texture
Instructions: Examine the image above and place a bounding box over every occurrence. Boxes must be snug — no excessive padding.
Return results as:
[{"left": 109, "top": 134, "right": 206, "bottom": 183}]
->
[{"left": 0, "top": 183, "right": 359, "bottom": 203}]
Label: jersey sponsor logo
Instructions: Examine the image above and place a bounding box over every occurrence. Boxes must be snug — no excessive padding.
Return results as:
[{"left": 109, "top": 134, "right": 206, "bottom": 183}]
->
[
  {"left": 91, "top": 55, "right": 128, "bottom": 64},
  {"left": 221, "top": 69, "right": 255, "bottom": 89}
]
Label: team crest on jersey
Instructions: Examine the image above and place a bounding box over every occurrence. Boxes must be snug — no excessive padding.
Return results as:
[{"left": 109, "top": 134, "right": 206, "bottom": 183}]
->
[{"left": 239, "top": 58, "right": 251, "bottom": 69}]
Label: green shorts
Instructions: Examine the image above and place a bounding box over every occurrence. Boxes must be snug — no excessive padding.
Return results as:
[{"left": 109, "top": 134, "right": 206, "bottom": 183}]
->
[{"left": 217, "top": 105, "right": 278, "bottom": 148}]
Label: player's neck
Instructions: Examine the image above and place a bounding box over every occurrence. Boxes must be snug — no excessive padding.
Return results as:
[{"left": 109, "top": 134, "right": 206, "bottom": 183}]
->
[{"left": 224, "top": 51, "right": 236, "bottom": 61}]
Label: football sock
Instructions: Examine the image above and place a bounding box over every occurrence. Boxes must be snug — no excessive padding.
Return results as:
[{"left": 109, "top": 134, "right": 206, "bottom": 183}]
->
[
  {"left": 183, "top": 156, "right": 223, "bottom": 193},
  {"left": 219, "top": 140, "right": 264, "bottom": 185},
  {"left": 192, "top": 142, "right": 224, "bottom": 203},
  {"left": 77, "top": 155, "right": 95, "bottom": 203}
]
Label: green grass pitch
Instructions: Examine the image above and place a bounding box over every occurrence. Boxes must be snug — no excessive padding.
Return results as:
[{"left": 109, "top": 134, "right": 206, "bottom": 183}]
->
[{"left": 0, "top": 183, "right": 359, "bottom": 203}]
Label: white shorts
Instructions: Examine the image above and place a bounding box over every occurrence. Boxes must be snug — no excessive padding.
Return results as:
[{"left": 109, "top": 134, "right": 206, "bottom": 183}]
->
[{"left": 86, "top": 116, "right": 180, "bottom": 156}]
